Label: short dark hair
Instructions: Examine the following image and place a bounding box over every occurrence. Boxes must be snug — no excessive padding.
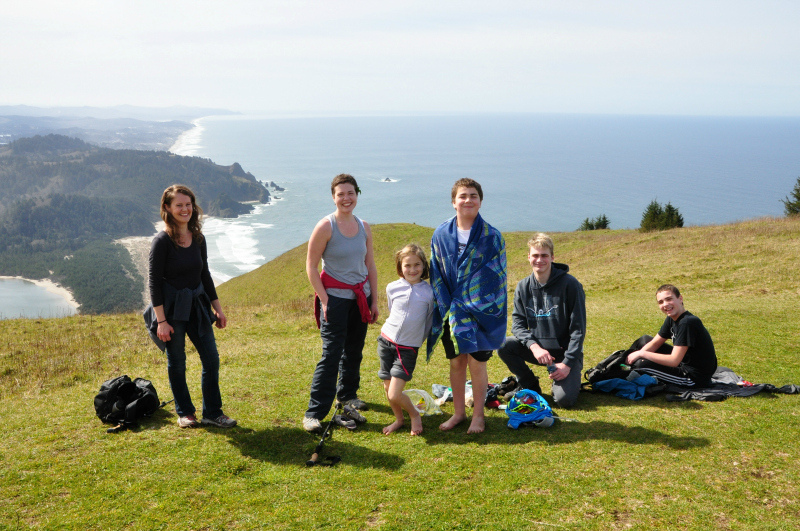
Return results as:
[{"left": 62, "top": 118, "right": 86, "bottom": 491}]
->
[
  {"left": 331, "top": 174, "right": 360, "bottom": 196},
  {"left": 451, "top": 178, "right": 483, "bottom": 202},
  {"left": 656, "top": 284, "right": 681, "bottom": 298}
]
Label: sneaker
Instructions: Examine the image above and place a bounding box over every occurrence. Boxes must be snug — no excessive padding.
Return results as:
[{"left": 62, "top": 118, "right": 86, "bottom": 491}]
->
[
  {"left": 201, "top": 414, "right": 237, "bottom": 428},
  {"left": 178, "top": 415, "right": 199, "bottom": 428},
  {"left": 342, "top": 404, "right": 367, "bottom": 424},
  {"left": 340, "top": 398, "right": 369, "bottom": 411},
  {"left": 303, "top": 416, "right": 323, "bottom": 433}
]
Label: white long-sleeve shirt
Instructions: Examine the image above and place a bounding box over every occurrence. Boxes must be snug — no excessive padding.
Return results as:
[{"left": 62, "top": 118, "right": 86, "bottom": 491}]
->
[{"left": 380, "top": 278, "right": 435, "bottom": 348}]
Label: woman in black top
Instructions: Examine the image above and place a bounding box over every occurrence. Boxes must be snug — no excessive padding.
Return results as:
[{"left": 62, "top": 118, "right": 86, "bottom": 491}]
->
[{"left": 149, "top": 184, "right": 236, "bottom": 428}]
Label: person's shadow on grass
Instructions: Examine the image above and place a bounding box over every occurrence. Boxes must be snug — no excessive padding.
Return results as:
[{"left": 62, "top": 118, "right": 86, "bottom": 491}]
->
[
  {"left": 383, "top": 392, "right": 711, "bottom": 450},
  {"left": 415, "top": 411, "right": 709, "bottom": 450},
  {"left": 215, "top": 425, "right": 406, "bottom": 470}
]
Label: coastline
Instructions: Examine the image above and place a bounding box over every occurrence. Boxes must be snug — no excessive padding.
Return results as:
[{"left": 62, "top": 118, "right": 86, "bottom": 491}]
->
[
  {"left": 168, "top": 118, "right": 205, "bottom": 155},
  {"left": 0, "top": 275, "right": 79, "bottom": 310}
]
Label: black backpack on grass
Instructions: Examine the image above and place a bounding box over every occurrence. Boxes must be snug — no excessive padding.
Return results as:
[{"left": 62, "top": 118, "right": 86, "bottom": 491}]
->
[
  {"left": 582, "top": 350, "right": 631, "bottom": 388},
  {"left": 94, "top": 375, "right": 161, "bottom": 429}
]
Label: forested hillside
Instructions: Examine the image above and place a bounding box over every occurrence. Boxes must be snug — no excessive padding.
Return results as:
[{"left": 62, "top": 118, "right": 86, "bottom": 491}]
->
[
  {"left": 0, "top": 134, "right": 273, "bottom": 313},
  {"left": 0, "top": 134, "right": 270, "bottom": 215}
]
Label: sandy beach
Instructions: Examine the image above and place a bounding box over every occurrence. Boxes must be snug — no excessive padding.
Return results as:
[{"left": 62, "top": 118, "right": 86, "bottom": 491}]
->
[
  {"left": 0, "top": 275, "right": 79, "bottom": 309},
  {"left": 116, "top": 235, "right": 153, "bottom": 304},
  {"left": 168, "top": 118, "right": 204, "bottom": 155}
]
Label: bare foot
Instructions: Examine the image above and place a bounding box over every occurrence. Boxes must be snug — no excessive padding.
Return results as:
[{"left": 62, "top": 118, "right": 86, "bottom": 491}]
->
[
  {"left": 439, "top": 414, "right": 467, "bottom": 431},
  {"left": 382, "top": 420, "right": 404, "bottom": 435},
  {"left": 410, "top": 414, "right": 423, "bottom": 436},
  {"left": 467, "top": 416, "right": 485, "bottom": 434}
]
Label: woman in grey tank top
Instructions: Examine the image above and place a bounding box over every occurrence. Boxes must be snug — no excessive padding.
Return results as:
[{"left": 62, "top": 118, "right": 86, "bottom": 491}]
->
[{"left": 302, "top": 174, "right": 379, "bottom": 433}]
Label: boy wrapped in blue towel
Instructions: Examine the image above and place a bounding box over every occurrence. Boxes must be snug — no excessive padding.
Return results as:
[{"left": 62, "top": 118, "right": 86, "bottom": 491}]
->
[{"left": 427, "top": 178, "right": 507, "bottom": 434}]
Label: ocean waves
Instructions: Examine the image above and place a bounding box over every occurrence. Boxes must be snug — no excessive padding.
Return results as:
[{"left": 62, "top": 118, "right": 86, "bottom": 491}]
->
[{"left": 203, "top": 205, "right": 272, "bottom": 282}]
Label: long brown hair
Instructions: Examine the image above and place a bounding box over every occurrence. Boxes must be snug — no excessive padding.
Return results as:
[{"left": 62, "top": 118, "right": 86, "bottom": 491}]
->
[{"left": 160, "top": 184, "right": 204, "bottom": 243}]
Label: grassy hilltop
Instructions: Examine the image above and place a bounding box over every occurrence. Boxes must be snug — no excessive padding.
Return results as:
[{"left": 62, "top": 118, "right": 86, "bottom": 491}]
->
[{"left": 2, "top": 218, "right": 799, "bottom": 530}]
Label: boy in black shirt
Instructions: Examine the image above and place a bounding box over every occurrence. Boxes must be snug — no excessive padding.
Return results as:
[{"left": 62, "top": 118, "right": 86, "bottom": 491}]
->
[{"left": 625, "top": 284, "right": 717, "bottom": 387}]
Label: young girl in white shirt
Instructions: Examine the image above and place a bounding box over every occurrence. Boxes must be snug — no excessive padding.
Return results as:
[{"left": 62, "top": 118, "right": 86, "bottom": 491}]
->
[{"left": 377, "top": 243, "right": 435, "bottom": 435}]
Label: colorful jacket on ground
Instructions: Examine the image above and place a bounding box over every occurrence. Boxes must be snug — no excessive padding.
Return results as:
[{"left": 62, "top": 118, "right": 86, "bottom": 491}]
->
[{"left": 426, "top": 213, "right": 507, "bottom": 360}]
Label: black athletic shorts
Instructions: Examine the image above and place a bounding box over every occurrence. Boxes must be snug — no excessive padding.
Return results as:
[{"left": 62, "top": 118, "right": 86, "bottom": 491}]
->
[{"left": 441, "top": 321, "right": 493, "bottom": 362}]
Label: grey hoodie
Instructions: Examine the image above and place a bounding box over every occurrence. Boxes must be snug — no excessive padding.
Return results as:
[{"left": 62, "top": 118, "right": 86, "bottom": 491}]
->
[{"left": 510, "top": 263, "right": 586, "bottom": 368}]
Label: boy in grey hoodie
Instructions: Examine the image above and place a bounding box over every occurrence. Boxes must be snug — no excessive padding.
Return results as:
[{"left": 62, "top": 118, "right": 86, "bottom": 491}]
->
[{"left": 498, "top": 233, "right": 586, "bottom": 408}]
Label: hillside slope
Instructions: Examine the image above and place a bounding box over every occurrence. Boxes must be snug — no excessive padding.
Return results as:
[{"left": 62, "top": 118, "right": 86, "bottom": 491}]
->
[
  {"left": 220, "top": 217, "right": 800, "bottom": 368},
  {"left": 2, "top": 218, "right": 799, "bottom": 530}
]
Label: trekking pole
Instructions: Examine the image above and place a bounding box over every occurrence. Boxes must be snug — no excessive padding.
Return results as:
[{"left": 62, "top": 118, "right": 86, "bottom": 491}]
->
[
  {"left": 552, "top": 415, "right": 580, "bottom": 423},
  {"left": 306, "top": 403, "right": 342, "bottom": 467}
]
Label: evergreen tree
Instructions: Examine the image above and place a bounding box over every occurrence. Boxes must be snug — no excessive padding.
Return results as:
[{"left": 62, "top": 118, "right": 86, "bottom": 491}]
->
[
  {"left": 662, "top": 203, "right": 684, "bottom": 229},
  {"left": 578, "top": 214, "right": 610, "bottom": 231},
  {"left": 640, "top": 200, "right": 664, "bottom": 231},
  {"left": 782, "top": 176, "right": 800, "bottom": 216},
  {"left": 640, "top": 200, "right": 683, "bottom": 232}
]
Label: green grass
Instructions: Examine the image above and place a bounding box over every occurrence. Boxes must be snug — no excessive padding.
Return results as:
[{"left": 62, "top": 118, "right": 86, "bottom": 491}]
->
[{"left": 2, "top": 218, "right": 800, "bottom": 530}]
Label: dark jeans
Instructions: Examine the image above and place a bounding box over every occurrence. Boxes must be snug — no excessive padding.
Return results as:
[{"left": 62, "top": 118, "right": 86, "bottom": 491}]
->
[
  {"left": 165, "top": 318, "right": 223, "bottom": 419},
  {"left": 497, "top": 336, "right": 582, "bottom": 408},
  {"left": 306, "top": 294, "right": 370, "bottom": 420}
]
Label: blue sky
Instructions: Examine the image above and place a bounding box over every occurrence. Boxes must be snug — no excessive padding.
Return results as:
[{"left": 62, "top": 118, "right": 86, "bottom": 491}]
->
[{"left": 2, "top": 1, "right": 799, "bottom": 116}]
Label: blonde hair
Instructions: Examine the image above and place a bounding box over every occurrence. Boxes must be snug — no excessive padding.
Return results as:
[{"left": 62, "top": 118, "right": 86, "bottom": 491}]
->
[
  {"left": 395, "top": 243, "right": 429, "bottom": 280},
  {"left": 527, "top": 233, "right": 553, "bottom": 255}
]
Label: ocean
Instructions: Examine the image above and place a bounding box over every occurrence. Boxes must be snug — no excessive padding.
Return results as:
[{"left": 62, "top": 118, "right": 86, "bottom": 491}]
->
[
  {"left": 0, "top": 278, "right": 78, "bottom": 319},
  {"left": 171, "top": 113, "right": 800, "bottom": 282},
  {"left": 3, "top": 113, "right": 799, "bottom": 318}
]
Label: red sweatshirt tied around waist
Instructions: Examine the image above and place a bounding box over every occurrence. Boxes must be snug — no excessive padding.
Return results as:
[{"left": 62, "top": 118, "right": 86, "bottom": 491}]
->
[{"left": 314, "top": 270, "right": 371, "bottom": 328}]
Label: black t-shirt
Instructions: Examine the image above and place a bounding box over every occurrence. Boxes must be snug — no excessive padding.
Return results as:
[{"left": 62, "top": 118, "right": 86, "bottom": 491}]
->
[
  {"left": 658, "top": 311, "right": 717, "bottom": 381},
  {"left": 148, "top": 231, "right": 217, "bottom": 307}
]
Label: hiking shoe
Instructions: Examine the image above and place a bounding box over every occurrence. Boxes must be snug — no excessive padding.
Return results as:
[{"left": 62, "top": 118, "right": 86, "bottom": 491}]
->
[
  {"left": 303, "top": 416, "right": 323, "bottom": 434},
  {"left": 178, "top": 415, "right": 199, "bottom": 428},
  {"left": 340, "top": 398, "right": 369, "bottom": 411},
  {"left": 333, "top": 414, "right": 357, "bottom": 430},
  {"left": 342, "top": 404, "right": 367, "bottom": 424},
  {"left": 201, "top": 414, "right": 237, "bottom": 428}
]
